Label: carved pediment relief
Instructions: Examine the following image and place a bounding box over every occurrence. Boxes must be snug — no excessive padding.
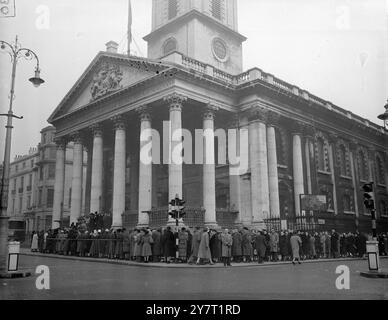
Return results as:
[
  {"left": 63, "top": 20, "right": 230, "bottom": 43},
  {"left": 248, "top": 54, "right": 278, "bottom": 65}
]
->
[{"left": 90, "top": 62, "right": 123, "bottom": 101}]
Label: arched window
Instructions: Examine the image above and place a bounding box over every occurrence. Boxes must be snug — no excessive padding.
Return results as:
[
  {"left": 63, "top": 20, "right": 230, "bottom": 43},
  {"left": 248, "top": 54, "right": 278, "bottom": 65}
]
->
[
  {"left": 168, "top": 0, "right": 178, "bottom": 20},
  {"left": 358, "top": 150, "right": 368, "bottom": 181},
  {"left": 317, "top": 137, "right": 325, "bottom": 171},
  {"left": 163, "top": 38, "right": 177, "bottom": 56},
  {"left": 376, "top": 155, "right": 385, "bottom": 185}
]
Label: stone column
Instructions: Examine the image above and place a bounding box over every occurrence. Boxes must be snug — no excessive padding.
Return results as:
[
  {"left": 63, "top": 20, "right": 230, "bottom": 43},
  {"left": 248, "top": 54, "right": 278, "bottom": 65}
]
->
[
  {"left": 111, "top": 115, "right": 126, "bottom": 228},
  {"left": 89, "top": 124, "right": 104, "bottom": 213},
  {"left": 303, "top": 125, "right": 315, "bottom": 218},
  {"left": 203, "top": 104, "right": 218, "bottom": 227},
  {"left": 137, "top": 106, "right": 152, "bottom": 227},
  {"left": 328, "top": 134, "right": 338, "bottom": 215},
  {"left": 292, "top": 122, "right": 305, "bottom": 218},
  {"left": 52, "top": 138, "right": 67, "bottom": 229},
  {"left": 249, "top": 107, "right": 269, "bottom": 227},
  {"left": 70, "top": 133, "right": 84, "bottom": 225},
  {"left": 267, "top": 111, "right": 280, "bottom": 218},
  {"left": 349, "top": 141, "right": 360, "bottom": 219},
  {"left": 164, "top": 93, "right": 187, "bottom": 201},
  {"left": 228, "top": 115, "right": 241, "bottom": 217}
]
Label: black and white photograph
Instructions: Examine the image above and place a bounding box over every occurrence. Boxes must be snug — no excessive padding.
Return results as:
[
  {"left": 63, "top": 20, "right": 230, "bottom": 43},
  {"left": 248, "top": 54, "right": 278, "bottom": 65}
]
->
[{"left": 0, "top": 0, "right": 388, "bottom": 306}]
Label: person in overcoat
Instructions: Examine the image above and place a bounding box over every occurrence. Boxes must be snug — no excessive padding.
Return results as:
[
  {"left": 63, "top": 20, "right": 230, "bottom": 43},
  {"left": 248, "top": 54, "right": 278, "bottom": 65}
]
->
[
  {"left": 31, "top": 231, "right": 39, "bottom": 252},
  {"left": 188, "top": 227, "right": 201, "bottom": 264},
  {"left": 290, "top": 231, "right": 302, "bottom": 264},
  {"left": 221, "top": 229, "right": 233, "bottom": 267},
  {"left": 309, "top": 233, "right": 316, "bottom": 259},
  {"left": 178, "top": 228, "right": 189, "bottom": 262},
  {"left": 254, "top": 231, "right": 267, "bottom": 263},
  {"left": 161, "top": 227, "right": 176, "bottom": 263},
  {"left": 279, "top": 231, "right": 289, "bottom": 261},
  {"left": 115, "top": 229, "right": 124, "bottom": 259},
  {"left": 241, "top": 228, "right": 253, "bottom": 262},
  {"left": 141, "top": 229, "right": 153, "bottom": 262},
  {"left": 209, "top": 230, "right": 222, "bottom": 263},
  {"left": 135, "top": 230, "right": 144, "bottom": 262},
  {"left": 151, "top": 229, "right": 162, "bottom": 262},
  {"left": 197, "top": 228, "right": 213, "bottom": 265},
  {"left": 186, "top": 229, "right": 193, "bottom": 260},
  {"left": 269, "top": 230, "right": 279, "bottom": 261},
  {"left": 231, "top": 229, "right": 242, "bottom": 262},
  {"left": 331, "top": 229, "right": 340, "bottom": 258},
  {"left": 129, "top": 229, "right": 137, "bottom": 260},
  {"left": 122, "top": 228, "right": 131, "bottom": 260},
  {"left": 325, "top": 232, "right": 331, "bottom": 258}
]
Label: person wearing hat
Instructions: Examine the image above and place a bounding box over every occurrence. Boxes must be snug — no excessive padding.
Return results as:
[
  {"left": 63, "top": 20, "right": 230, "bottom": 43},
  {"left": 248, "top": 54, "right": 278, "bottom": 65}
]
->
[{"left": 221, "top": 229, "right": 233, "bottom": 267}]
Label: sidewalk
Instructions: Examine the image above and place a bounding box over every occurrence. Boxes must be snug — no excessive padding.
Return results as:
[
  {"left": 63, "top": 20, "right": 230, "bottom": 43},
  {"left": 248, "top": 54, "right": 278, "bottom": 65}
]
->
[{"left": 20, "top": 248, "right": 387, "bottom": 269}]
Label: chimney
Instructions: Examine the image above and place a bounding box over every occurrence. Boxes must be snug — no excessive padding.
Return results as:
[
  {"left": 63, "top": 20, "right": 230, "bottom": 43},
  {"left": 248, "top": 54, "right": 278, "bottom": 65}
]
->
[{"left": 105, "top": 41, "right": 119, "bottom": 53}]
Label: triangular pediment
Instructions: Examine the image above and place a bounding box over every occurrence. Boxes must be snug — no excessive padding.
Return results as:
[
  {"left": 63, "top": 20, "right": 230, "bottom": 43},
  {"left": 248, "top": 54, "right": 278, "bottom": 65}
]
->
[{"left": 48, "top": 52, "right": 170, "bottom": 122}]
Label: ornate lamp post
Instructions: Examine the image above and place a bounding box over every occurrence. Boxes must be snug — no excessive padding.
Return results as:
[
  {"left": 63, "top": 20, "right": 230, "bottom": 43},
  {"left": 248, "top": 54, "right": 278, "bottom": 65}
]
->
[
  {"left": 378, "top": 99, "right": 388, "bottom": 130},
  {"left": 0, "top": 36, "right": 44, "bottom": 275}
]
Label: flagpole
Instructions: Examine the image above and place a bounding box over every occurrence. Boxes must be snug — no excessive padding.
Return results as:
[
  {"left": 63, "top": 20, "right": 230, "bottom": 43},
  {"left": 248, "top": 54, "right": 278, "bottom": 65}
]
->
[{"left": 127, "top": 0, "right": 132, "bottom": 56}]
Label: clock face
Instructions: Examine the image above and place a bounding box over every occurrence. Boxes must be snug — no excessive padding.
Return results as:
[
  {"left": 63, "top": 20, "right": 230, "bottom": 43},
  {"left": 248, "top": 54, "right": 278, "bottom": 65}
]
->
[{"left": 212, "top": 38, "right": 228, "bottom": 62}]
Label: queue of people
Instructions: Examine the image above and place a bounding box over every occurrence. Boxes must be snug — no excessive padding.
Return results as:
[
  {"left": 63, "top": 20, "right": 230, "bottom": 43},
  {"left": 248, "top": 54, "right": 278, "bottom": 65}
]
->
[{"left": 30, "top": 226, "right": 388, "bottom": 266}]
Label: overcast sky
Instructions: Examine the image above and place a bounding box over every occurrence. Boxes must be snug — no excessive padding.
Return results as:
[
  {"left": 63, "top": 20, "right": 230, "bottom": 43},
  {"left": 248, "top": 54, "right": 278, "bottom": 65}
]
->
[{"left": 0, "top": 0, "right": 387, "bottom": 161}]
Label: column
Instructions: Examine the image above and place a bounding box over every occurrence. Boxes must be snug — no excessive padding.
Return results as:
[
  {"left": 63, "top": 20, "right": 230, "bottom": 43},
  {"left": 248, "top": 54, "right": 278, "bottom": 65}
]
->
[
  {"left": 203, "top": 104, "right": 218, "bottom": 227},
  {"left": 328, "top": 134, "right": 338, "bottom": 215},
  {"left": 90, "top": 124, "right": 104, "bottom": 213},
  {"left": 267, "top": 111, "right": 280, "bottom": 218},
  {"left": 228, "top": 115, "right": 241, "bottom": 216},
  {"left": 249, "top": 107, "right": 269, "bottom": 227},
  {"left": 111, "top": 115, "right": 126, "bottom": 228},
  {"left": 292, "top": 122, "right": 305, "bottom": 218},
  {"left": 303, "top": 126, "right": 315, "bottom": 218},
  {"left": 164, "top": 93, "right": 187, "bottom": 201},
  {"left": 52, "top": 138, "right": 66, "bottom": 229},
  {"left": 137, "top": 106, "right": 152, "bottom": 227},
  {"left": 70, "top": 133, "right": 83, "bottom": 225},
  {"left": 349, "top": 141, "right": 360, "bottom": 220}
]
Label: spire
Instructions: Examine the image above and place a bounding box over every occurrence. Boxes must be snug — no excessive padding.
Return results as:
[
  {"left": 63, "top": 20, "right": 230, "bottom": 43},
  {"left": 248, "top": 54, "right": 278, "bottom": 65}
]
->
[{"left": 127, "top": 0, "right": 132, "bottom": 56}]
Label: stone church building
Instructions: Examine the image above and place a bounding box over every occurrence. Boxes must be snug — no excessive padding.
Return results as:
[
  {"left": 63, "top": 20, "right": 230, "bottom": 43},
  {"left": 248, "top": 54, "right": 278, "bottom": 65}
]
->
[{"left": 48, "top": 0, "right": 388, "bottom": 233}]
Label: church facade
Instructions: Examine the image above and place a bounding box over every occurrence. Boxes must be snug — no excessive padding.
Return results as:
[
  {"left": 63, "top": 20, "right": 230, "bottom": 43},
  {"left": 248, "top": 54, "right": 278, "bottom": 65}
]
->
[{"left": 48, "top": 0, "right": 388, "bottom": 233}]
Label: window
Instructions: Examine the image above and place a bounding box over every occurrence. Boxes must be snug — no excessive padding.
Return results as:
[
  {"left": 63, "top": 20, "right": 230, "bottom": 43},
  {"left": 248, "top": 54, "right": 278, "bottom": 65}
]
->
[
  {"left": 38, "top": 188, "right": 43, "bottom": 207},
  {"left": 343, "top": 194, "right": 354, "bottom": 212},
  {"left": 68, "top": 188, "right": 72, "bottom": 208},
  {"left": 358, "top": 150, "right": 368, "bottom": 181},
  {"left": 40, "top": 167, "right": 44, "bottom": 180},
  {"left": 27, "top": 196, "right": 31, "bottom": 209},
  {"left": 380, "top": 201, "right": 388, "bottom": 217},
  {"left": 20, "top": 176, "right": 24, "bottom": 189},
  {"left": 12, "top": 199, "right": 15, "bottom": 214},
  {"left": 23, "top": 162, "right": 26, "bottom": 169},
  {"left": 30, "top": 160, "right": 34, "bottom": 168},
  {"left": 29, "top": 174, "right": 32, "bottom": 187},
  {"left": 211, "top": 0, "right": 222, "bottom": 20},
  {"left": 376, "top": 155, "right": 385, "bottom": 185},
  {"left": 48, "top": 164, "right": 56, "bottom": 179},
  {"left": 338, "top": 145, "right": 349, "bottom": 176},
  {"left": 13, "top": 179, "right": 16, "bottom": 190},
  {"left": 47, "top": 189, "right": 54, "bottom": 208},
  {"left": 19, "top": 197, "right": 23, "bottom": 213},
  {"left": 49, "top": 148, "right": 56, "bottom": 159},
  {"left": 168, "top": 0, "right": 178, "bottom": 20},
  {"left": 15, "top": 165, "right": 18, "bottom": 173},
  {"left": 163, "top": 38, "right": 177, "bottom": 56},
  {"left": 317, "top": 138, "right": 326, "bottom": 171}
]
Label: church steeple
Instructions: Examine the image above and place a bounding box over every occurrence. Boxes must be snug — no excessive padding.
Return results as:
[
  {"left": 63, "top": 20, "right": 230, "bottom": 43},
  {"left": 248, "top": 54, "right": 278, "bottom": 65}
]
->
[{"left": 144, "top": 0, "right": 246, "bottom": 75}]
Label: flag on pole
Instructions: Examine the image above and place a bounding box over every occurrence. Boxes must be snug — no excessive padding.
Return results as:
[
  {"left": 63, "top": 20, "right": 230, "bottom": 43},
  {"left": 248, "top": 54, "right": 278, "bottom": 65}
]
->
[
  {"left": 127, "top": 0, "right": 132, "bottom": 55},
  {"left": 0, "top": 0, "right": 16, "bottom": 18}
]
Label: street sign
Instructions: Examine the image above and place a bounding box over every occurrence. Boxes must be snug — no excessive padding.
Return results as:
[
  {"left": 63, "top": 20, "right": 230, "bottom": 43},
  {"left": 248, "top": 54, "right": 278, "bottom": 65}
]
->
[{"left": 300, "top": 195, "right": 327, "bottom": 211}]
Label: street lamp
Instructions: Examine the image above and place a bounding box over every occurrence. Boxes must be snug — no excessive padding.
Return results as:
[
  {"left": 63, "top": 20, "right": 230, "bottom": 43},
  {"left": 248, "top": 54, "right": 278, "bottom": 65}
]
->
[
  {"left": 0, "top": 36, "right": 44, "bottom": 277},
  {"left": 377, "top": 99, "right": 388, "bottom": 130}
]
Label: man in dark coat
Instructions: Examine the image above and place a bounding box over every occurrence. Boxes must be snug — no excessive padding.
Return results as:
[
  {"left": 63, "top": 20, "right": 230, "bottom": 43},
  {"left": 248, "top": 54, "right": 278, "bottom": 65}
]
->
[
  {"left": 255, "top": 231, "right": 268, "bottom": 263},
  {"left": 122, "top": 228, "right": 131, "bottom": 260},
  {"left": 161, "top": 227, "right": 176, "bottom": 263},
  {"left": 151, "top": 229, "right": 162, "bottom": 262},
  {"left": 232, "top": 229, "right": 242, "bottom": 262},
  {"left": 279, "top": 231, "right": 289, "bottom": 261},
  {"left": 241, "top": 228, "right": 253, "bottom": 262},
  {"left": 331, "top": 229, "right": 340, "bottom": 258}
]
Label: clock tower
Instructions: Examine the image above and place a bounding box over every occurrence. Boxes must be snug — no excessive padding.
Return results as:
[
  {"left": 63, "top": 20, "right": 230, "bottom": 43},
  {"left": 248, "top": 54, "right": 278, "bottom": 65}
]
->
[{"left": 143, "top": 0, "right": 247, "bottom": 75}]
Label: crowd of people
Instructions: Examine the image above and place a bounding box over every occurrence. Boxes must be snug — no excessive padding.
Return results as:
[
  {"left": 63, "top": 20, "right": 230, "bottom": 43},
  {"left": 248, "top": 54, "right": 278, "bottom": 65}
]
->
[{"left": 30, "top": 225, "right": 388, "bottom": 266}]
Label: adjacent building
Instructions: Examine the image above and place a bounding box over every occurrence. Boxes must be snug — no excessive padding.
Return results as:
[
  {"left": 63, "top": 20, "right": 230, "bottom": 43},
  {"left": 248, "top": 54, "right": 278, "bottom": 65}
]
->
[
  {"left": 7, "top": 126, "right": 79, "bottom": 234},
  {"left": 48, "top": 0, "right": 388, "bottom": 233}
]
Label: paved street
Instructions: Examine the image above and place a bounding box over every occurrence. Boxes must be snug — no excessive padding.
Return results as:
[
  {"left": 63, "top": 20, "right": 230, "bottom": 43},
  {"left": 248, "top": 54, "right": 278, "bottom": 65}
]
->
[{"left": 1, "top": 255, "right": 387, "bottom": 300}]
